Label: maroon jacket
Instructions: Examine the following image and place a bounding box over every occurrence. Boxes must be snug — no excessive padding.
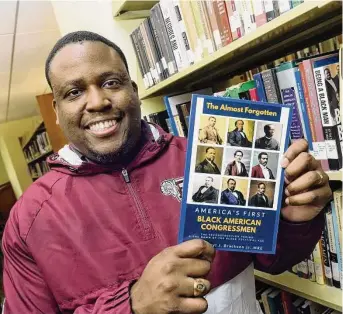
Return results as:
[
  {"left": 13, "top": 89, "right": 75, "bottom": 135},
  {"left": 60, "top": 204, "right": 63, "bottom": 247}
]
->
[
  {"left": 251, "top": 164, "right": 275, "bottom": 180},
  {"left": 2, "top": 123, "right": 324, "bottom": 313}
]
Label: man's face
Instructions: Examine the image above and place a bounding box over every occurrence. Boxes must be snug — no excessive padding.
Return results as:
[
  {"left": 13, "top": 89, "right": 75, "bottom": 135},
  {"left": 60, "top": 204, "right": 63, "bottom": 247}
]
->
[
  {"left": 205, "top": 178, "right": 213, "bottom": 188},
  {"left": 266, "top": 125, "right": 275, "bottom": 137},
  {"left": 206, "top": 149, "right": 216, "bottom": 161},
  {"left": 259, "top": 154, "right": 268, "bottom": 166},
  {"left": 258, "top": 184, "right": 266, "bottom": 194},
  {"left": 325, "top": 69, "right": 332, "bottom": 80},
  {"left": 50, "top": 41, "right": 141, "bottom": 163},
  {"left": 236, "top": 120, "right": 244, "bottom": 131},
  {"left": 228, "top": 180, "right": 236, "bottom": 191},
  {"left": 234, "top": 152, "right": 243, "bottom": 162},
  {"left": 209, "top": 118, "right": 216, "bottom": 127}
]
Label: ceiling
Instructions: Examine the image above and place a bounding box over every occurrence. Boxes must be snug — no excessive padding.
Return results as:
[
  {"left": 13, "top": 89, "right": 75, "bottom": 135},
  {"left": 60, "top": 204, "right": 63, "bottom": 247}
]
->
[{"left": 0, "top": 0, "right": 60, "bottom": 123}]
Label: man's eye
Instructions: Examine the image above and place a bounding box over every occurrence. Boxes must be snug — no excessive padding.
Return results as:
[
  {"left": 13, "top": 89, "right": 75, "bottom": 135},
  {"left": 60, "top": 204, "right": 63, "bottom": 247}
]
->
[
  {"left": 103, "top": 79, "right": 120, "bottom": 88},
  {"left": 66, "top": 89, "right": 81, "bottom": 98}
]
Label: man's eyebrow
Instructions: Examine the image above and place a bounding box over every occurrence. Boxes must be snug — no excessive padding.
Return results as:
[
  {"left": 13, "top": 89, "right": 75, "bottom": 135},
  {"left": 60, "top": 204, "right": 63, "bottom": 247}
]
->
[
  {"left": 54, "top": 79, "right": 84, "bottom": 97},
  {"left": 98, "top": 71, "right": 129, "bottom": 81}
]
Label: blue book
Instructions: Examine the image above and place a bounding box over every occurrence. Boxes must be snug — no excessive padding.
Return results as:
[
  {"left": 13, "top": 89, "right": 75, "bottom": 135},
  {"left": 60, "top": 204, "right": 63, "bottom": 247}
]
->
[
  {"left": 178, "top": 94, "right": 293, "bottom": 253},
  {"left": 253, "top": 73, "right": 267, "bottom": 102}
]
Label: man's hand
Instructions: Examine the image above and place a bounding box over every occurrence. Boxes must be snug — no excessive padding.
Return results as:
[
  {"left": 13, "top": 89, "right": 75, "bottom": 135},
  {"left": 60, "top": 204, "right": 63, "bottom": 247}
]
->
[
  {"left": 281, "top": 139, "right": 332, "bottom": 222},
  {"left": 130, "top": 239, "right": 215, "bottom": 314}
]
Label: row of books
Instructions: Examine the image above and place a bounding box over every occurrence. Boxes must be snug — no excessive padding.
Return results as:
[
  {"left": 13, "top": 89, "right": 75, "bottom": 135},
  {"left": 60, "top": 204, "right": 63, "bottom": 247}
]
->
[
  {"left": 23, "top": 131, "right": 52, "bottom": 162},
  {"left": 290, "top": 189, "right": 342, "bottom": 290},
  {"left": 130, "top": 0, "right": 305, "bottom": 89},
  {"left": 28, "top": 160, "right": 50, "bottom": 179},
  {"left": 143, "top": 110, "right": 170, "bottom": 133},
  {"left": 158, "top": 44, "right": 342, "bottom": 172},
  {"left": 255, "top": 280, "right": 340, "bottom": 314}
]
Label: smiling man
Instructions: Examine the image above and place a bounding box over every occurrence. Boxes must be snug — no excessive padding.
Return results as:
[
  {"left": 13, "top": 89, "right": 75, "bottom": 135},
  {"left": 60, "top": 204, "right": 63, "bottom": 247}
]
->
[{"left": 2, "top": 31, "right": 332, "bottom": 314}]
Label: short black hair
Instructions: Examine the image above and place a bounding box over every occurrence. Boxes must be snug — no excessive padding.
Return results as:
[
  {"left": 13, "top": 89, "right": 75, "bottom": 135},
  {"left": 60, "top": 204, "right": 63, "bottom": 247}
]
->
[
  {"left": 227, "top": 178, "right": 236, "bottom": 184},
  {"left": 264, "top": 124, "right": 272, "bottom": 133},
  {"left": 206, "top": 176, "right": 214, "bottom": 182},
  {"left": 258, "top": 152, "right": 268, "bottom": 159},
  {"left": 206, "top": 147, "right": 215, "bottom": 153},
  {"left": 258, "top": 182, "right": 266, "bottom": 188},
  {"left": 45, "top": 31, "right": 129, "bottom": 89},
  {"left": 209, "top": 116, "right": 216, "bottom": 121},
  {"left": 235, "top": 120, "right": 244, "bottom": 127},
  {"left": 234, "top": 150, "right": 243, "bottom": 157}
]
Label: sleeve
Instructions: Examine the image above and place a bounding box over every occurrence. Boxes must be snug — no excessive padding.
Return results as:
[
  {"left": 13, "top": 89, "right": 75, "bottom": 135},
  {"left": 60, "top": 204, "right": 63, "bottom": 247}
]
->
[
  {"left": 199, "top": 128, "right": 207, "bottom": 143},
  {"left": 228, "top": 132, "right": 237, "bottom": 146},
  {"left": 253, "top": 211, "right": 324, "bottom": 274},
  {"left": 2, "top": 201, "right": 135, "bottom": 314}
]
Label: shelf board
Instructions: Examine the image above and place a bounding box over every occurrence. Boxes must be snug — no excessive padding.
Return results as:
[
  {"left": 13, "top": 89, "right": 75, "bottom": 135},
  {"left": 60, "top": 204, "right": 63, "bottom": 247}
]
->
[
  {"left": 112, "top": 1, "right": 158, "bottom": 20},
  {"left": 139, "top": 0, "right": 342, "bottom": 100},
  {"left": 326, "top": 170, "right": 342, "bottom": 181},
  {"left": 26, "top": 149, "right": 53, "bottom": 165},
  {"left": 255, "top": 270, "right": 342, "bottom": 311}
]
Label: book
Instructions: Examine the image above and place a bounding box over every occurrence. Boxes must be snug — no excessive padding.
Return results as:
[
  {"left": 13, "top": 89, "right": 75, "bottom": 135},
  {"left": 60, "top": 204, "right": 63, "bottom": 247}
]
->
[
  {"left": 330, "top": 200, "right": 342, "bottom": 287},
  {"left": 178, "top": 94, "right": 292, "bottom": 253}
]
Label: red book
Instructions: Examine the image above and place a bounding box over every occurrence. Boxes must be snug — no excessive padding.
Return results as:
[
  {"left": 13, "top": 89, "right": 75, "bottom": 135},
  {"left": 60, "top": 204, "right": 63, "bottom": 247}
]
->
[
  {"left": 215, "top": 0, "right": 233, "bottom": 46},
  {"left": 280, "top": 291, "right": 293, "bottom": 314},
  {"left": 249, "top": 88, "right": 259, "bottom": 101}
]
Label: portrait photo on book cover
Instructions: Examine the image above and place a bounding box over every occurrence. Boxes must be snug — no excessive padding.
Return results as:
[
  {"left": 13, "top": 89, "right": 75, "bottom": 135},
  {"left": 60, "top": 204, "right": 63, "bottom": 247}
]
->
[
  {"left": 195, "top": 145, "right": 223, "bottom": 175},
  {"left": 248, "top": 180, "right": 276, "bottom": 209},
  {"left": 323, "top": 63, "right": 340, "bottom": 118},
  {"left": 222, "top": 147, "right": 252, "bottom": 177},
  {"left": 191, "top": 174, "right": 220, "bottom": 204},
  {"left": 198, "top": 115, "right": 226, "bottom": 145},
  {"left": 254, "top": 121, "right": 282, "bottom": 151},
  {"left": 251, "top": 151, "right": 279, "bottom": 180},
  {"left": 220, "top": 177, "right": 248, "bottom": 206},
  {"left": 226, "top": 118, "right": 255, "bottom": 148}
]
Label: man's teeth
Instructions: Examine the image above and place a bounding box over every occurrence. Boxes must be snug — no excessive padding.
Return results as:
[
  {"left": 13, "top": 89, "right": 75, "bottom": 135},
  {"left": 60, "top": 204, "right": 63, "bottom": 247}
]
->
[{"left": 89, "top": 120, "right": 117, "bottom": 131}]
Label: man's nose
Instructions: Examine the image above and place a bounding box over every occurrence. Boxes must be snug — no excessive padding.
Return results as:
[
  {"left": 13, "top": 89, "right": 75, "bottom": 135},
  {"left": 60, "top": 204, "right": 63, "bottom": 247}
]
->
[{"left": 86, "top": 86, "right": 112, "bottom": 112}]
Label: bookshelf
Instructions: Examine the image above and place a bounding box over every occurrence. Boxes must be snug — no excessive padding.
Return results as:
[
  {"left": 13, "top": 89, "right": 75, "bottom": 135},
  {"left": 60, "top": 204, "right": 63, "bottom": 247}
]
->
[
  {"left": 112, "top": 1, "right": 158, "bottom": 20},
  {"left": 255, "top": 270, "right": 342, "bottom": 311},
  {"left": 138, "top": 0, "right": 341, "bottom": 100}
]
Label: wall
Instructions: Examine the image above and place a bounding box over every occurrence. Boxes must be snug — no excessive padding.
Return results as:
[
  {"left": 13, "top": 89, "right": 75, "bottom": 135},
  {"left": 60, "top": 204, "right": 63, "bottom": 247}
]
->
[
  {"left": 0, "top": 115, "right": 42, "bottom": 198},
  {"left": 0, "top": 153, "right": 9, "bottom": 185},
  {"left": 50, "top": 1, "right": 164, "bottom": 116}
]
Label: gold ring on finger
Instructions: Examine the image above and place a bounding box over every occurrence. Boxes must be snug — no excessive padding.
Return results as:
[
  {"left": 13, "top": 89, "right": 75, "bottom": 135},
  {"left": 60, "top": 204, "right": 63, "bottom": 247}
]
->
[
  {"left": 316, "top": 170, "right": 324, "bottom": 185},
  {"left": 193, "top": 278, "right": 206, "bottom": 297}
]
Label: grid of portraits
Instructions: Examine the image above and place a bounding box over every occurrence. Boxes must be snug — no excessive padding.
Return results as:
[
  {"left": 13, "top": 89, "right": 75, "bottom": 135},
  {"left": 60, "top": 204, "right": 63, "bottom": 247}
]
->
[{"left": 190, "top": 114, "right": 283, "bottom": 210}]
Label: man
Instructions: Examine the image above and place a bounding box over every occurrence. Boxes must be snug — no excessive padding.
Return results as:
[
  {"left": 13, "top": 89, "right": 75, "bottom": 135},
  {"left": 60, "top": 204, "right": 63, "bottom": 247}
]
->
[
  {"left": 192, "top": 177, "right": 218, "bottom": 203},
  {"left": 195, "top": 147, "right": 221, "bottom": 174},
  {"left": 2, "top": 31, "right": 332, "bottom": 313},
  {"left": 249, "top": 183, "right": 271, "bottom": 208},
  {"left": 224, "top": 150, "right": 248, "bottom": 176},
  {"left": 251, "top": 152, "right": 275, "bottom": 179},
  {"left": 324, "top": 67, "right": 339, "bottom": 118},
  {"left": 255, "top": 124, "right": 280, "bottom": 150},
  {"left": 199, "top": 116, "right": 223, "bottom": 145},
  {"left": 220, "top": 178, "right": 246, "bottom": 205},
  {"left": 227, "top": 120, "right": 252, "bottom": 147}
]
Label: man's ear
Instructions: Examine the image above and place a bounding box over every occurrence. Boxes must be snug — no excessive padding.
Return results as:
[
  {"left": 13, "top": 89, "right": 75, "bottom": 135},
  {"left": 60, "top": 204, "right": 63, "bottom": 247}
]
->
[
  {"left": 52, "top": 99, "right": 59, "bottom": 125},
  {"left": 132, "top": 80, "right": 139, "bottom": 94}
]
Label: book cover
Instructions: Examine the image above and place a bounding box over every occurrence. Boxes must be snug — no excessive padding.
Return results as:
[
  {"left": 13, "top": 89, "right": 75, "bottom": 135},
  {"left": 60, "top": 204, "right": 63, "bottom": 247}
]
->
[
  {"left": 225, "top": 0, "right": 243, "bottom": 40},
  {"left": 330, "top": 200, "right": 342, "bottom": 288},
  {"left": 321, "top": 224, "right": 334, "bottom": 286},
  {"left": 178, "top": 94, "right": 292, "bottom": 253},
  {"left": 254, "top": 73, "right": 267, "bottom": 102}
]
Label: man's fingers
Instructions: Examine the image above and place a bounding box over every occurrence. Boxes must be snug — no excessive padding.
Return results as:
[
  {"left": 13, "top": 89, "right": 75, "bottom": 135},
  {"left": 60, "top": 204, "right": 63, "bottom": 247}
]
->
[
  {"left": 285, "top": 170, "right": 329, "bottom": 195},
  {"left": 281, "top": 139, "right": 309, "bottom": 168},
  {"left": 181, "top": 258, "right": 211, "bottom": 277},
  {"left": 284, "top": 152, "right": 319, "bottom": 182},
  {"left": 285, "top": 186, "right": 332, "bottom": 206},
  {"left": 174, "top": 239, "right": 215, "bottom": 262},
  {"left": 179, "top": 277, "right": 211, "bottom": 298},
  {"left": 178, "top": 297, "right": 208, "bottom": 314}
]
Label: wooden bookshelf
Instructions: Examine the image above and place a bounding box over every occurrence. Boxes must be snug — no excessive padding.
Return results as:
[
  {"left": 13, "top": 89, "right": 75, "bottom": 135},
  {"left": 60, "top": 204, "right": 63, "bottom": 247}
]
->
[
  {"left": 138, "top": 0, "right": 342, "bottom": 100},
  {"left": 112, "top": 1, "right": 158, "bottom": 20},
  {"left": 26, "top": 149, "right": 53, "bottom": 165},
  {"left": 255, "top": 270, "right": 342, "bottom": 311}
]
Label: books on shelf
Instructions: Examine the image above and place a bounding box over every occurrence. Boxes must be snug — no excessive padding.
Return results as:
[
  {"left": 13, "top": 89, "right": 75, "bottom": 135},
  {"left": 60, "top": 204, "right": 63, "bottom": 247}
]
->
[
  {"left": 130, "top": 0, "right": 305, "bottom": 87},
  {"left": 23, "top": 130, "right": 52, "bottom": 163}
]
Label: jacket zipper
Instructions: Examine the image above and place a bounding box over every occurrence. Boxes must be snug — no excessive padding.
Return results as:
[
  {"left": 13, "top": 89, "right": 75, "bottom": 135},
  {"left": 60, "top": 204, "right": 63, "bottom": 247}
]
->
[{"left": 121, "top": 168, "right": 152, "bottom": 239}]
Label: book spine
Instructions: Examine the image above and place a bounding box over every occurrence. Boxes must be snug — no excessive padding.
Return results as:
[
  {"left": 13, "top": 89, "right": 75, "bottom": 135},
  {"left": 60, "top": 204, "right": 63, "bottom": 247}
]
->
[
  {"left": 198, "top": 1, "right": 216, "bottom": 54},
  {"left": 331, "top": 200, "right": 343, "bottom": 288},
  {"left": 297, "top": 259, "right": 309, "bottom": 279},
  {"left": 313, "top": 63, "right": 341, "bottom": 170},
  {"left": 133, "top": 28, "right": 151, "bottom": 88},
  {"left": 238, "top": 0, "right": 256, "bottom": 35},
  {"left": 225, "top": 0, "right": 243, "bottom": 40},
  {"left": 152, "top": 4, "right": 178, "bottom": 75},
  {"left": 136, "top": 28, "right": 154, "bottom": 87},
  {"left": 216, "top": 0, "right": 233, "bottom": 46},
  {"left": 130, "top": 31, "right": 148, "bottom": 88},
  {"left": 261, "top": 69, "right": 282, "bottom": 104},
  {"left": 312, "top": 241, "right": 325, "bottom": 284},
  {"left": 253, "top": 73, "right": 267, "bottom": 102},
  {"left": 205, "top": 0, "right": 222, "bottom": 50},
  {"left": 264, "top": 0, "right": 277, "bottom": 22},
  {"left": 190, "top": 1, "right": 207, "bottom": 57},
  {"left": 159, "top": 0, "right": 184, "bottom": 72},
  {"left": 321, "top": 223, "right": 334, "bottom": 286},
  {"left": 149, "top": 13, "right": 169, "bottom": 79},
  {"left": 278, "top": 0, "right": 292, "bottom": 14},
  {"left": 163, "top": 96, "right": 179, "bottom": 136},
  {"left": 251, "top": 0, "right": 267, "bottom": 27},
  {"left": 249, "top": 88, "right": 259, "bottom": 101},
  {"left": 307, "top": 254, "right": 316, "bottom": 282},
  {"left": 280, "top": 291, "right": 293, "bottom": 314},
  {"left": 178, "top": 0, "right": 203, "bottom": 62},
  {"left": 325, "top": 205, "right": 341, "bottom": 288},
  {"left": 299, "top": 61, "right": 330, "bottom": 171},
  {"left": 173, "top": 0, "right": 195, "bottom": 64},
  {"left": 333, "top": 190, "right": 342, "bottom": 245}
]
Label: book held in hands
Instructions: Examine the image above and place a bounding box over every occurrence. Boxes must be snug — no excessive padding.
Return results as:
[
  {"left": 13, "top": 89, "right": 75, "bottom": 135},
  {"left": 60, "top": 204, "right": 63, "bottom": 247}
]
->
[{"left": 178, "top": 94, "right": 293, "bottom": 254}]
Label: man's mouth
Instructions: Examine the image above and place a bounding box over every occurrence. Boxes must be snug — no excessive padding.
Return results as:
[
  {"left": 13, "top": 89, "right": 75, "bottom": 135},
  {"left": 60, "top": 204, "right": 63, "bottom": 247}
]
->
[{"left": 85, "top": 117, "right": 122, "bottom": 138}]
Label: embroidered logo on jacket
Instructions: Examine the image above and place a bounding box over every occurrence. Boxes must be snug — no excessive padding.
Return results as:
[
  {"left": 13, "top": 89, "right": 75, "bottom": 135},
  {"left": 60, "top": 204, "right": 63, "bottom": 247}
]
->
[{"left": 161, "top": 177, "right": 184, "bottom": 202}]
